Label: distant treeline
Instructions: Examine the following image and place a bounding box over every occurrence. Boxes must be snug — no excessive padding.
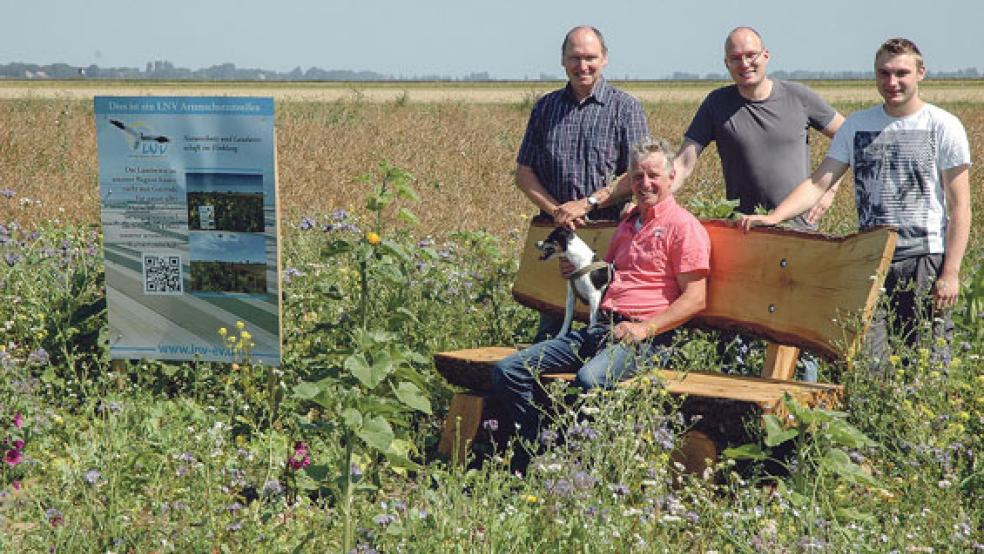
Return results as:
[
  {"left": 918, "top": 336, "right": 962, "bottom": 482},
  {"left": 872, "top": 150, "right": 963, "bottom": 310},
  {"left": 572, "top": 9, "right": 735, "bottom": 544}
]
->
[{"left": 1, "top": 60, "right": 982, "bottom": 81}]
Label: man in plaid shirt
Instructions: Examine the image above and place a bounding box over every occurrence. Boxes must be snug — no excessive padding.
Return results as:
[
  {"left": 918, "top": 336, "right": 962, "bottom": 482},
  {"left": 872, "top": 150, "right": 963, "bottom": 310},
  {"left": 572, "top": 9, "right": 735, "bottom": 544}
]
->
[{"left": 516, "top": 25, "right": 649, "bottom": 341}]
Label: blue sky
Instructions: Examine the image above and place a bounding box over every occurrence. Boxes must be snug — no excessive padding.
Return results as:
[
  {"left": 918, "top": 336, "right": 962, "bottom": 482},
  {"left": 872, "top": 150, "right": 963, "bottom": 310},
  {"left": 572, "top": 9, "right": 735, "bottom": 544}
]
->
[{"left": 4, "top": 0, "right": 981, "bottom": 78}]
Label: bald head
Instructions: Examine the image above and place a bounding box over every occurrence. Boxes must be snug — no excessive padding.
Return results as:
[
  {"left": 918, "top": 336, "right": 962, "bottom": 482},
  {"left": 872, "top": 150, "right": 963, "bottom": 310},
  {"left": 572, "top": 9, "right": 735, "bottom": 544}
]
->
[
  {"left": 562, "top": 26, "right": 608, "bottom": 56},
  {"left": 725, "top": 27, "right": 764, "bottom": 53}
]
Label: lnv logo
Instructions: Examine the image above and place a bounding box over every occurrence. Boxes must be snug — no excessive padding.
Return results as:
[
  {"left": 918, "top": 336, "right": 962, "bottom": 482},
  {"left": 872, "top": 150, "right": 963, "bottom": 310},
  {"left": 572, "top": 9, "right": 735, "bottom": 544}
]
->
[{"left": 108, "top": 118, "right": 170, "bottom": 156}]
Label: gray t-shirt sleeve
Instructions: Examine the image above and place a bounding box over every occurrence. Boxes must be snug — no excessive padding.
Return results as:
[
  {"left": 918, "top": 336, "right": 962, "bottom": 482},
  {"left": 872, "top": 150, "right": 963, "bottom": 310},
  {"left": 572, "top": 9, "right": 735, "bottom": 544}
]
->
[
  {"left": 787, "top": 81, "right": 837, "bottom": 131},
  {"left": 684, "top": 93, "right": 717, "bottom": 147}
]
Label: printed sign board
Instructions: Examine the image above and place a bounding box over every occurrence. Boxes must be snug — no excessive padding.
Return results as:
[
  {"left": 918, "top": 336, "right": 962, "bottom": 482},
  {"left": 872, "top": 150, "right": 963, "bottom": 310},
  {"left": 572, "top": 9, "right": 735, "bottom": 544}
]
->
[{"left": 95, "top": 96, "right": 281, "bottom": 365}]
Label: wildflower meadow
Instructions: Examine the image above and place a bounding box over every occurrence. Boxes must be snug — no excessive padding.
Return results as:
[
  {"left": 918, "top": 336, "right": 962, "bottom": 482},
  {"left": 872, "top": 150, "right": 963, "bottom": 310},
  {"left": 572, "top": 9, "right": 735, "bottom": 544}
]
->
[{"left": 0, "top": 87, "right": 982, "bottom": 552}]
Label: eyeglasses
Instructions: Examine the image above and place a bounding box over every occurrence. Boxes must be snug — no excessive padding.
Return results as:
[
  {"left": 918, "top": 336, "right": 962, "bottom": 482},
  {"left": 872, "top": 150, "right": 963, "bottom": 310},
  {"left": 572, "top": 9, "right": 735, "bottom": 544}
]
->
[{"left": 726, "top": 50, "right": 764, "bottom": 65}]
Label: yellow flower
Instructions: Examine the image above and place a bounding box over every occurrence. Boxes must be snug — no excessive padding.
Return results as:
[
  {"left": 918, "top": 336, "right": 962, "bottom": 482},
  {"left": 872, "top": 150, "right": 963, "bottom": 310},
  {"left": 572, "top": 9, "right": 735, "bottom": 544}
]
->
[
  {"left": 240, "top": 331, "right": 252, "bottom": 342},
  {"left": 523, "top": 494, "right": 538, "bottom": 504},
  {"left": 218, "top": 327, "right": 228, "bottom": 337},
  {"left": 366, "top": 231, "right": 381, "bottom": 245},
  {"left": 888, "top": 355, "right": 901, "bottom": 367},
  {"left": 236, "top": 320, "right": 246, "bottom": 331}
]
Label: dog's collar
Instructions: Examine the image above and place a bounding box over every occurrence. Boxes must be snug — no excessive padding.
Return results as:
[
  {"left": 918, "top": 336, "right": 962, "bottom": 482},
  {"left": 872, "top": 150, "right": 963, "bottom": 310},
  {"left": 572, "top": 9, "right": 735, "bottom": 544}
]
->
[{"left": 568, "top": 261, "right": 612, "bottom": 281}]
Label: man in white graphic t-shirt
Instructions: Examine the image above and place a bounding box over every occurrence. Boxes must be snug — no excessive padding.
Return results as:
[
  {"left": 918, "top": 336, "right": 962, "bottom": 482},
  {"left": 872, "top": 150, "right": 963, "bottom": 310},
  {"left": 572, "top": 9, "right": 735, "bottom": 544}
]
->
[{"left": 738, "top": 38, "right": 972, "bottom": 368}]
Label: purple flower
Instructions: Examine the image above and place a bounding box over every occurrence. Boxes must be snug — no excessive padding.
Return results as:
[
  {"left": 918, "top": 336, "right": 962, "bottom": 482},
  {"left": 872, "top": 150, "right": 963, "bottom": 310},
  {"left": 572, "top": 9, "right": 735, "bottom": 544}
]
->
[
  {"left": 608, "top": 483, "right": 629, "bottom": 496},
  {"left": 0, "top": 189, "right": 15, "bottom": 198},
  {"left": 330, "top": 209, "right": 349, "bottom": 222},
  {"left": 262, "top": 479, "right": 284, "bottom": 497},
  {"left": 84, "top": 469, "right": 101, "bottom": 485},
  {"left": 227, "top": 501, "right": 244, "bottom": 514},
  {"left": 350, "top": 463, "right": 363, "bottom": 477},
  {"left": 373, "top": 513, "right": 396, "bottom": 526},
  {"left": 227, "top": 520, "right": 243, "bottom": 531},
  {"left": 27, "top": 348, "right": 49, "bottom": 366},
  {"left": 653, "top": 426, "right": 675, "bottom": 450},
  {"left": 45, "top": 508, "right": 64, "bottom": 527},
  {"left": 299, "top": 217, "right": 316, "bottom": 231},
  {"left": 4, "top": 253, "right": 19, "bottom": 267},
  {"left": 4, "top": 449, "right": 22, "bottom": 467},
  {"left": 569, "top": 423, "right": 598, "bottom": 441},
  {"left": 284, "top": 267, "right": 304, "bottom": 284},
  {"left": 546, "top": 478, "right": 574, "bottom": 497},
  {"left": 573, "top": 471, "right": 597, "bottom": 490},
  {"left": 540, "top": 429, "right": 558, "bottom": 444},
  {"left": 288, "top": 441, "right": 311, "bottom": 471},
  {"left": 178, "top": 452, "right": 196, "bottom": 463}
]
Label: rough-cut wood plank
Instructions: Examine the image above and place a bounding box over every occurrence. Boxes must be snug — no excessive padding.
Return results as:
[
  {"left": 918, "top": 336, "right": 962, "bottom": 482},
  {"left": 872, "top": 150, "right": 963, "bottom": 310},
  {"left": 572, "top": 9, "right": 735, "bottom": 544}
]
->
[
  {"left": 437, "top": 393, "right": 487, "bottom": 464},
  {"left": 763, "top": 343, "right": 800, "bottom": 380},
  {"left": 433, "top": 347, "right": 517, "bottom": 392},
  {"left": 696, "top": 221, "right": 897, "bottom": 361},
  {"left": 435, "top": 347, "right": 842, "bottom": 411}
]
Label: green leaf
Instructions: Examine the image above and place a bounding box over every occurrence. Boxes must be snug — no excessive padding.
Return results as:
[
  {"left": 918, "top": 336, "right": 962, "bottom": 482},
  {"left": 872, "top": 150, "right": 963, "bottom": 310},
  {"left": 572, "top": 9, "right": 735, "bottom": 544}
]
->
[
  {"left": 821, "top": 448, "right": 880, "bottom": 487},
  {"left": 393, "top": 381, "right": 432, "bottom": 414},
  {"left": 341, "top": 408, "right": 363, "bottom": 430},
  {"left": 293, "top": 381, "right": 321, "bottom": 400},
  {"left": 825, "top": 419, "right": 876, "bottom": 449},
  {"left": 346, "top": 351, "right": 393, "bottom": 389},
  {"left": 723, "top": 443, "right": 768, "bottom": 461},
  {"left": 834, "top": 507, "right": 876, "bottom": 524},
  {"left": 324, "top": 239, "right": 353, "bottom": 257},
  {"left": 383, "top": 439, "right": 420, "bottom": 472},
  {"left": 377, "top": 240, "right": 410, "bottom": 264},
  {"left": 763, "top": 414, "right": 799, "bottom": 447},
  {"left": 397, "top": 207, "right": 419, "bottom": 226},
  {"left": 357, "top": 415, "right": 394, "bottom": 452}
]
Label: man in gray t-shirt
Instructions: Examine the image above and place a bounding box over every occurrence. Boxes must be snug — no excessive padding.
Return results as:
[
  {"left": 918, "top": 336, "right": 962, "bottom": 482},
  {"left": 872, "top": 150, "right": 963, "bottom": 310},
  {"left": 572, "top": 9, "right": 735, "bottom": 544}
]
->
[{"left": 675, "top": 27, "right": 845, "bottom": 229}]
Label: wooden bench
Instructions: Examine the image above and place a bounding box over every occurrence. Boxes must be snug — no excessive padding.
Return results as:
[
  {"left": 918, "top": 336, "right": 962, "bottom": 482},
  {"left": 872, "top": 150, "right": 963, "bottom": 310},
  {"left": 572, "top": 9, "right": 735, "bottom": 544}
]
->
[{"left": 434, "top": 218, "right": 897, "bottom": 467}]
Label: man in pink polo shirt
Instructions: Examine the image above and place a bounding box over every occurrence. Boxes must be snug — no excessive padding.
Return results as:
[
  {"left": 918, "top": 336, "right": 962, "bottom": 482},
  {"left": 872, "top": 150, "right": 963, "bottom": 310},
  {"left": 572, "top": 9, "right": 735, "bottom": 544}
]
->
[{"left": 492, "top": 137, "right": 710, "bottom": 473}]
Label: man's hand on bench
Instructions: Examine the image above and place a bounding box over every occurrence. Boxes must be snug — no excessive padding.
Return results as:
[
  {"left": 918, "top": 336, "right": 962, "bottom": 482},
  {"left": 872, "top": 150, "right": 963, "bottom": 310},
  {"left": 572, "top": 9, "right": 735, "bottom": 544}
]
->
[{"left": 736, "top": 213, "right": 779, "bottom": 232}]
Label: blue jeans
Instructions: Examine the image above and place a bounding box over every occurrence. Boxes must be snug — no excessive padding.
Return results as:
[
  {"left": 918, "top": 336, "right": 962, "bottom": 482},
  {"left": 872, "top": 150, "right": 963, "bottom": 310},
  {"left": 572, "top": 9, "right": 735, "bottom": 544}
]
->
[{"left": 492, "top": 319, "right": 675, "bottom": 453}]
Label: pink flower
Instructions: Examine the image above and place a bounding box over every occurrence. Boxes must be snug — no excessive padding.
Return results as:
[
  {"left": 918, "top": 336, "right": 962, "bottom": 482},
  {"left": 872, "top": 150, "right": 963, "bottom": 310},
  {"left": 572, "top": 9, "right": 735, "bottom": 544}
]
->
[
  {"left": 287, "top": 441, "right": 311, "bottom": 471},
  {"left": 12, "top": 413, "right": 23, "bottom": 429},
  {"left": 11, "top": 480, "right": 20, "bottom": 490},
  {"left": 4, "top": 448, "right": 22, "bottom": 467},
  {"left": 12, "top": 439, "right": 24, "bottom": 450}
]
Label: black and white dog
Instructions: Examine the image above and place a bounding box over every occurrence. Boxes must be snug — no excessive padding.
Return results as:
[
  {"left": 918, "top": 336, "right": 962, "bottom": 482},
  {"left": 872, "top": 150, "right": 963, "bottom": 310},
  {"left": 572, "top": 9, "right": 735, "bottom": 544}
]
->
[{"left": 536, "top": 227, "right": 614, "bottom": 337}]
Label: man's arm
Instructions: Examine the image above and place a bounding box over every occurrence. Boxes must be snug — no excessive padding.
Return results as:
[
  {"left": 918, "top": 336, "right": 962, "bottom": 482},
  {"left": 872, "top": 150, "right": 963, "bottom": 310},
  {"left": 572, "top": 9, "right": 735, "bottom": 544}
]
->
[
  {"left": 671, "top": 138, "right": 704, "bottom": 193},
  {"left": 612, "top": 271, "right": 707, "bottom": 342},
  {"left": 935, "top": 164, "right": 972, "bottom": 310},
  {"left": 515, "top": 163, "right": 570, "bottom": 222},
  {"left": 738, "top": 156, "right": 850, "bottom": 231},
  {"left": 804, "top": 112, "right": 847, "bottom": 224}
]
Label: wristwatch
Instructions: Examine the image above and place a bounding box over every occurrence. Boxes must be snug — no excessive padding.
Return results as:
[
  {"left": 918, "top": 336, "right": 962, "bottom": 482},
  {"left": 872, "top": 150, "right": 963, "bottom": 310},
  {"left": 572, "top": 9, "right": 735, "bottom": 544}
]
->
[{"left": 586, "top": 195, "right": 599, "bottom": 211}]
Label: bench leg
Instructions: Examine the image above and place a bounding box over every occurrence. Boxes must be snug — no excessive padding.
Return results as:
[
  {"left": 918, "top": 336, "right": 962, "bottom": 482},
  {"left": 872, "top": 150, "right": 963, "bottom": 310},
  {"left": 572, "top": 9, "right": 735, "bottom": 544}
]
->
[
  {"left": 437, "top": 393, "right": 487, "bottom": 465},
  {"left": 671, "top": 430, "right": 718, "bottom": 477}
]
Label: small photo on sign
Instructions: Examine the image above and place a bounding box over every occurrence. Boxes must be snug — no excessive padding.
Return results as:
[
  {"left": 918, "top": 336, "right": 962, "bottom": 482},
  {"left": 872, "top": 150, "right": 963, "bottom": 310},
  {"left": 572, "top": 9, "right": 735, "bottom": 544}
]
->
[
  {"left": 186, "top": 172, "right": 264, "bottom": 232},
  {"left": 143, "top": 254, "right": 184, "bottom": 295},
  {"left": 189, "top": 232, "right": 267, "bottom": 294}
]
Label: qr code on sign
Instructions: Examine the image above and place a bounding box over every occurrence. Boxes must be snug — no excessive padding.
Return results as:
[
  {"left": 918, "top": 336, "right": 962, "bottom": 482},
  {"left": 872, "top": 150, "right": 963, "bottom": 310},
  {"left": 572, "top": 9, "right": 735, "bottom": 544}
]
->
[{"left": 143, "top": 254, "right": 183, "bottom": 295}]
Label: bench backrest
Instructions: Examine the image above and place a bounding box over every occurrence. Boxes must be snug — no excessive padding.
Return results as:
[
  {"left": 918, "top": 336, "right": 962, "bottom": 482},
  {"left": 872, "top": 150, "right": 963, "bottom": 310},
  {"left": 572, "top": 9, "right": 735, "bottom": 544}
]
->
[{"left": 512, "top": 218, "right": 896, "bottom": 363}]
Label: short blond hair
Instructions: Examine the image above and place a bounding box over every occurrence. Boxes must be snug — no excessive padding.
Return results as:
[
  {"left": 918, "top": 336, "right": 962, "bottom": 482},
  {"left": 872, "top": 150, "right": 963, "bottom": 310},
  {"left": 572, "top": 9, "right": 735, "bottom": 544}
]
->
[{"left": 876, "top": 38, "right": 924, "bottom": 69}]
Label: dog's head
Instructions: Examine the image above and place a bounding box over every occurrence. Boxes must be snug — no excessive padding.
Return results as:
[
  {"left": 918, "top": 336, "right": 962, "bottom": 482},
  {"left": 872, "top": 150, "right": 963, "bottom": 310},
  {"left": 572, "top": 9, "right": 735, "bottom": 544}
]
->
[{"left": 535, "top": 227, "right": 575, "bottom": 261}]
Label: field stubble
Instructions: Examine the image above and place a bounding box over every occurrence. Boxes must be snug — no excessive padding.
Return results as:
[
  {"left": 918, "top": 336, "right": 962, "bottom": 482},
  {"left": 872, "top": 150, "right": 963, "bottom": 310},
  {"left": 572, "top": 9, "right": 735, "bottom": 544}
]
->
[{"left": 0, "top": 81, "right": 981, "bottom": 257}]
